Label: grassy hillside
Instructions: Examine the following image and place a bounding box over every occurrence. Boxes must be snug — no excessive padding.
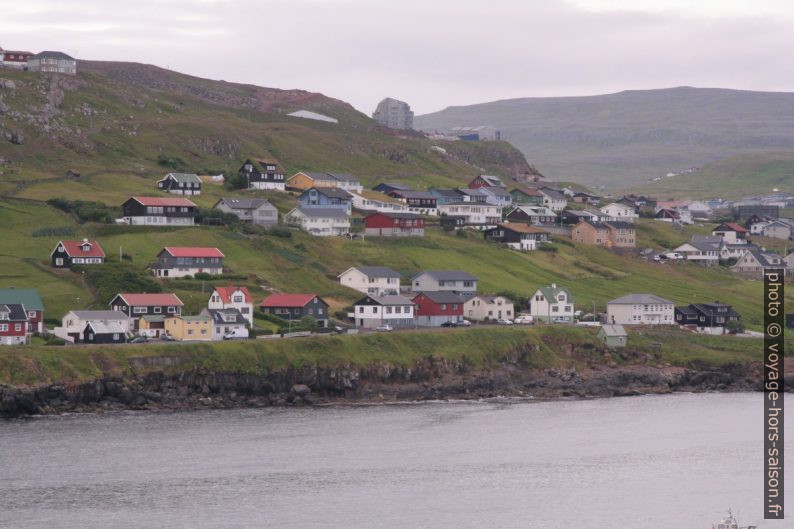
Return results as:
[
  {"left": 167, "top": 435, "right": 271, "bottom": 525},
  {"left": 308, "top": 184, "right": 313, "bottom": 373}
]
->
[
  {"left": 0, "top": 62, "right": 533, "bottom": 199},
  {"left": 0, "top": 325, "right": 766, "bottom": 387},
  {"left": 0, "top": 196, "right": 784, "bottom": 332},
  {"left": 627, "top": 151, "right": 794, "bottom": 200},
  {"left": 415, "top": 87, "right": 794, "bottom": 190}
]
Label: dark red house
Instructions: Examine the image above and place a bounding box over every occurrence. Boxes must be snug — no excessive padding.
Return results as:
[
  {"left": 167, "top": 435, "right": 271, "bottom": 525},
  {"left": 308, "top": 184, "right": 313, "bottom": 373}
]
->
[
  {"left": 411, "top": 291, "right": 464, "bottom": 327},
  {"left": 363, "top": 212, "right": 425, "bottom": 237},
  {"left": 468, "top": 175, "right": 505, "bottom": 189},
  {"left": 0, "top": 303, "right": 29, "bottom": 345}
]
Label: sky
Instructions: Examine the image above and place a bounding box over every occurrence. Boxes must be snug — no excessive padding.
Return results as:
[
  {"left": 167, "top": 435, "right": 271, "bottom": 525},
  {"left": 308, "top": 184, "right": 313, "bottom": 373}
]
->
[{"left": 4, "top": 0, "right": 794, "bottom": 115}]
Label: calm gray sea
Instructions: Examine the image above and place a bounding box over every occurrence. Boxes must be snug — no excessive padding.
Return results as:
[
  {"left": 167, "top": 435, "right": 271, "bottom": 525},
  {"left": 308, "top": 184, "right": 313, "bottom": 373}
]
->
[{"left": 0, "top": 393, "right": 790, "bottom": 529}]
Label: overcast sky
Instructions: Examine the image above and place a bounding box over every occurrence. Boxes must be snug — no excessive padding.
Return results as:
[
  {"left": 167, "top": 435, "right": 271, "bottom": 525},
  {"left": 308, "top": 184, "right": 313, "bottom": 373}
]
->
[{"left": 5, "top": 0, "right": 794, "bottom": 114}]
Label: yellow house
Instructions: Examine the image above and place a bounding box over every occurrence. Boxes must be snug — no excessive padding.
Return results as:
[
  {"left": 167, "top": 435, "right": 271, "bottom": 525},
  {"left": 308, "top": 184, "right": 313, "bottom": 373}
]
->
[
  {"left": 287, "top": 171, "right": 338, "bottom": 191},
  {"left": 164, "top": 314, "right": 212, "bottom": 341}
]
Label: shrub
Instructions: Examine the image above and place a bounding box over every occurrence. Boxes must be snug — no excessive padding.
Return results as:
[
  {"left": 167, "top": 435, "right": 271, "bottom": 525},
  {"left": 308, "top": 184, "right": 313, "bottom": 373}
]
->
[
  {"left": 725, "top": 319, "right": 745, "bottom": 334},
  {"left": 156, "top": 155, "right": 189, "bottom": 171},
  {"left": 259, "top": 311, "right": 291, "bottom": 327},
  {"left": 538, "top": 244, "right": 558, "bottom": 253},
  {"left": 195, "top": 208, "right": 239, "bottom": 226},
  {"left": 47, "top": 198, "right": 118, "bottom": 224},
  {"left": 225, "top": 171, "right": 249, "bottom": 190},
  {"left": 265, "top": 226, "right": 292, "bottom": 239},
  {"left": 32, "top": 226, "right": 76, "bottom": 238},
  {"left": 76, "top": 262, "right": 162, "bottom": 305},
  {"left": 193, "top": 272, "right": 213, "bottom": 281}
]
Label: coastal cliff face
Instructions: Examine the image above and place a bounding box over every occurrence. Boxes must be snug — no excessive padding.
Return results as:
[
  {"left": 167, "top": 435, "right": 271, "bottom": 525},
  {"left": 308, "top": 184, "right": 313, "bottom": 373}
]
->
[{"left": 0, "top": 354, "right": 782, "bottom": 418}]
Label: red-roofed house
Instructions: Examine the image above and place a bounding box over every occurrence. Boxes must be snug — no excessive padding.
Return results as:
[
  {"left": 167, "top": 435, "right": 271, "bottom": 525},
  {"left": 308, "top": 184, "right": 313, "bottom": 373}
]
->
[
  {"left": 121, "top": 196, "right": 197, "bottom": 226},
  {"left": 259, "top": 293, "right": 329, "bottom": 327},
  {"left": 208, "top": 286, "right": 253, "bottom": 326},
  {"left": 2, "top": 50, "right": 33, "bottom": 69},
  {"left": 110, "top": 293, "right": 184, "bottom": 331},
  {"left": 51, "top": 239, "right": 106, "bottom": 268},
  {"left": 150, "top": 247, "right": 225, "bottom": 278},
  {"left": 712, "top": 222, "right": 748, "bottom": 244}
]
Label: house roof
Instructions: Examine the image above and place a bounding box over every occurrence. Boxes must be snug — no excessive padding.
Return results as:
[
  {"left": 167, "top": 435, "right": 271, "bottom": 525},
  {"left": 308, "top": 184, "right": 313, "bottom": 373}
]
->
[
  {"left": 690, "top": 303, "right": 740, "bottom": 318},
  {"left": 0, "top": 304, "right": 28, "bottom": 321},
  {"left": 474, "top": 175, "right": 505, "bottom": 187},
  {"left": 213, "top": 286, "right": 252, "bottom": 304},
  {"left": 355, "top": 294, "right": 415, "bottom": 306},
  {"left": 539, "top": 188, "right": 566, "bottom": 201},
  {"left": 599, "top": 324, "right": 627, "bottom": 337},
  {"left": 68, "top": 310, "right": 131, "bottom": 320},
  {"left": 430, "top": 188, "right": 464, "bottom": 198},
  {"left": 714, "top": 222, "right": 748, "bottom": 233},
  {"left": 161, "top": 173, "right": 201, "bottom": 184},
  {"left": 54, "top": 239, "right": 106, "bottom": 258},
  {"left": 128, "top": 196, "right": 197, "bottom": 207},
  {"left": 161, "top": 247, "right": 224, "bottom": 258},
  {"left": 115, "top": 293, "right": 184, "bottom": 306},
  {"left": 739, "top": 249, "right": 782, "bottom": 267},
  {"left": 292, "top": 207, "right": 349, "bottom": 219},
  {"left": 31, "top": 50, "right": 74, "bottom": 60},
  {"left": 85, "top": 321, "right": 127, "bottom": 334},
  {"left": 393, "top": 190, "right": 437, "bottom": 200},
  {"left": 480, "top": 187, "right": 511, "bottom": 198},
  {"left": 608, "top": 293, "right": 674, "bottom": 305},
  {"left": 0, "top": 288, "right": 44, "bottom": 311},
  {"left": 471, "top": 295, "right": 512, "bottom": 304},
  {"left": 692, "top": 235, "right": 723, "bottom": 245},
  {"left": 260, "top": 293, "right": 321, "bottom": 308},
  {"left": 352, "top": 190, "right": 404, "bottom": 204},
  {"left": 214, "top": 197, "right": 273, "bottom": 210},
  {"left": 601, "top": 202, "right": 635, "bottom": 211},
  {"left": 412, "top": 270, "right": 477, "bottom": 281},
  {"left": 340, "top": 266, "right": 401, "bottom": 279},
  {"left": 299, "top": 172, "right": 360, "bottom": 183},
  {"left": 302, "top": 187, "right": 353, "bottom": 200},
  {"left": 374, "top": 182, "right": 413, "bottom": 191},
  {"left": 537, "top": 285, "right": 575, "bottom": 304},
  {"left": 495, "top": 222, "right": 548, "bottom": 234},
  {"left": 458, "top": 188, "right": 489, "bottom": 197},
  {"left": 508, "top": 205, "right": 556, "bottom": 217},
  {"left": 202, "top": 308, "right": 246, "bottom": 324},
  {"left": 412, "top": 291, "right": 466, "bottom": 304},
  {"left": 510, "top": 187, "right": 544, "bottom": 197},
  {"left": 364, "top": 211, "right": 422, "bottom": 220}
]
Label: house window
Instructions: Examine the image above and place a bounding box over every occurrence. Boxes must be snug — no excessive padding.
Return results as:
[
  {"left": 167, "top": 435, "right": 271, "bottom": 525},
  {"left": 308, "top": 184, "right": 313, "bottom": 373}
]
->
[
  {"left": 154, "top": 307, "right": 162, "bottom": 314},
  {"left": 167, "top": 307, "right": 176, "bottom": 313},
  {"left": 113, "top": 334, "right": 119, "bottom": 340},
  {"left": 0, "top": 324, "right": 7, "bottom": 332},
  {"left": 133, "top": 307, "right": 147, "bottom": 314},
  {"left": 15, "top": 324, "right": 21, "bottom": 331}
]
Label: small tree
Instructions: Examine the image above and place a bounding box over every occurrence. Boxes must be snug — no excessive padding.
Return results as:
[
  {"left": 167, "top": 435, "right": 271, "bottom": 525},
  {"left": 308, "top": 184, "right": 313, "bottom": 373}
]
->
[{"left": 725, "top": 319, "right": 744, "bottom": 334}]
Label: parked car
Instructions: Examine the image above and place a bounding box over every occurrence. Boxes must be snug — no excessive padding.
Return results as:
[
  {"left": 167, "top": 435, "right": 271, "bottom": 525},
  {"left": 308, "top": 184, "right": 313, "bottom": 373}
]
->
[
  {"left": 653, "top": 253, "right": 668, "bottom": 262},
  {"left": 161, "top": 333, "right": 176, "bottom": 341},
  {"left": 129, "top": 335, "right": 148, "bottom": 343},
  {"left": 440, "top": 321, "right": 458, "bottom": 328},
  {"left": 375, "top": 324, "right": 393, "bottom": 332},
  {"left": 514, "top": 315, "right": 534, "bottom": 325},
  {"left": 223, "top": 328, "right": 250, "bottom": 340},
  {"left": 459, "top": 319, "right": 472, "bottom": 327},
  {"left": 665, "top": 252, "right": 684, "bottom": 260},
  {"left": 496, "top": 318, "right": 513, "bottom": 325}
]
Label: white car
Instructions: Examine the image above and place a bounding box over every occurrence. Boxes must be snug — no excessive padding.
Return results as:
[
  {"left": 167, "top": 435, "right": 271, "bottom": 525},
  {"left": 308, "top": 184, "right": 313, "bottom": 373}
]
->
[
  {"left": 223, "top": 328, "right": 250, "bottom": 340},
  {"left": 496, "top": 318, "right": 514, "bottom": 325},
  {"left": 514, "top": 315, "right": 534, "bottom": 325},
  {"left": 665, "top": 252, "right": 685, "bottom": 260},
  {"left": 459, "top": 319, "right": 472, "bottom": 326},
  {"left": 375, "top": 324, "right": 393, "bottom": 332}
]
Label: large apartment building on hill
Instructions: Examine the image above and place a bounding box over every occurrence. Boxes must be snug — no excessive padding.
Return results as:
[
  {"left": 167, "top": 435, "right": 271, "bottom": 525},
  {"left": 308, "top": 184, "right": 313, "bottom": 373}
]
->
[{"left": 372, "top": 97, "right": 414, "bottom": 130}]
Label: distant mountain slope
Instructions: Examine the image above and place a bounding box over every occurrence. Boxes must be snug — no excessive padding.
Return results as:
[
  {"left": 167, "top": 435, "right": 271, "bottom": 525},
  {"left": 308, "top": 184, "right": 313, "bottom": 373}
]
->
[
  {"left": 0, "top": 61, "right": 533, "bottom": 199},
  {"left": 628, "top": 151, "right": 794, "bottom": 200},
  {"left": 415, "top": 87, "right": 794, "bottom": 189}
]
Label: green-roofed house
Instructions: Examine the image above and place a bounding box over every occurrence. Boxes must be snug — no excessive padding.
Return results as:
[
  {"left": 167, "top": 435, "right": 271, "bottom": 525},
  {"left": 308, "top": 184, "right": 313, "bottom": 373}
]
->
[
  {"left": 0, "top": 288, "right": 44, "bottom": 334},
  {"left": 157, "top": 173, "right": 202, "bottom": 196},
  {"left": 528, "top": 283, "right": 575, "bottom": 323},
  {"left": 597, "top": 324, "right": 627, "bottom": 348}
]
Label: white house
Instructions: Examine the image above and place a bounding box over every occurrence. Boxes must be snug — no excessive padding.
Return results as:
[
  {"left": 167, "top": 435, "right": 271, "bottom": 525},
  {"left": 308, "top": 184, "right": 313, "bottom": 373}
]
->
[
  {"left": 600, "top": 202, "right": 638, "bottom": 223},
  {"left": 606, "top": 294, "right": 675, "bottom": 325},
  {"left": 437, "top": 202, "right": 502, "bottom": 227},
  {"left": 539, "top": 188, "right": 567, "bottom": 212},
  {"left": 411, "top": 270, "right": 478, "bottom": 297},
  {"left": 338, "top": 266, "right": 402, "bottom": 296},
  {"left": 349, "top": 191, "right": 409, "bottom": 214},
  {"left": 352, "top": 294, "right": 415, "bottom": 329},
  {"left": 284, "top": 207, "right": 350, "bottom": 236},
  {"left": 157, "top": 173, "right": 202, "bottom": 196},
  {"left": 528, "top": 284, "right": 575, "bottom": 323},
  {"left": 463, "top": 295, "right": 514, "bottom": 321},
  {"left": 207, "top": 286, "right": 254, "bottom": 327},
  {"left": 673, "top": 240, "right": 720, "bottom": 265},
  {"left": 52, "top": 310, "right": 133, "bottom": 343}
]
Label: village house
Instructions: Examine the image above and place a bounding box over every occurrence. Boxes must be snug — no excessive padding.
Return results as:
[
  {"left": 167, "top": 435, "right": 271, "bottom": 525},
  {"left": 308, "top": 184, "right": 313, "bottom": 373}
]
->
[
  {"left": 468, "top": 174, "right": 506, "bottom": 189},
  {"left": 150, "top": 247, "right": 224, "bottom": 278},
  {"left": 784, "top": 252, "right": 794, "bottom": 275},
  {"left": 463, "top": 295, "right": 514, "bottom": 321},
  {"left": 412, "top": 291, "right": 465, "bottom": 327},
  {"left": 731, "top": 249, "right": 784, "bottom": 278},
  {"left": 745, "top": 214, "right": 775, "bottom": 234},
  {"left": 213, "top": 198, "right": 278, "bottom": 227},
  {"left": 208, "top": 286, "right": 254, "bottom": 326},
  {"left": 284, "top": 207, "right": 350, "bottom": 236},
  {"left": 456, "top": 188, "right": 489, "bottom": 203},
  {"left": 299, "top": 187, "right": 353, "bottom": 215},
  {"left": 712, "top": 222, "right": 748, "bottom": 244},
  {"left": 721, "top": 242, "right": 760, "bottom": 261},
  {"left": 479, "top": 186, "right": 513, "bottom": 207},
  {"left": 363, "top": 212, "right": 425, "bottom": 237},
  {"left": 288, "top": 172, "right": 363, "bottom": 193},
  {"left": 504, "top": 205, "right": 556, "bottom": 226},
  {"left": 761, "top": 220, "right": 793, "bottom": 240},
  {"left": 430, "top": 188, "right": 466, "bottom": 206},
  {"left": 598, "top": 324, "right": 627, "bottom": 348},
  {"left": 606, "top": 294, "right": 675, "bottom": 325},
  {"left": 200, "top": 308, "right": 249, "bottom": 339},
  {"left": 411, "top": 270, "right": 477, "bottom": 297},
  {"left": 509, "top": 187, "right": 546, "bottom": 205},
  {"left": 338, "top": 266, "right": 402, "bottom": 296},
  {"left": 352, "top": 294, "right": 416, "bottom": 329},
  {"left": 2, "top": 50, "right": 32, "bottom": 69},
  {"left": 572, "top": 191, "right": 601, "bottom": 206},
  {"left": 538, "top": 187, "right": 567, "bottom": 212},
  {"left": 349, "top": 190, "right": 409, "bottom": 213},
  {"left": 164, "top": 314, "right": 213, "bottom": 341},
  {"left": 238, "top": 159, "right": 286, "bottom": 191},
  {"left": 0, "top": 288, "right": 44, "bottom": 335},
  {"left": 121, "top": 196, "right": 197, "bottom": 226},
  {"left": 600, "top": 202, "right": 638, "bottom": 223},
  {"left": 675, "top": 302, "right": 741, "bottom": 335},
  {"left": 483, "top": 222, "right": 549, "bottom": 251},
  {"left": 53, "top": 310, "right": 133, "bottom": 344},
  {"left": 259, "top": 294, "right": 329, "bottom": 327},
  {"left": 571, "top": 220, "right": 636, "bottom": 248},
  {"left": 0, "top": 304, "right": 29, "bottom": 345},
  {"left": 653, "top": 208, "right": 682, "bottom": 223},
  {"left": 373, "top": 183, "right": 413, "bottom": 195},
  {"left": 386, "top": 190, "right": 439, "bottom": 216},
  {"left": 27, "top": 51, "right": 76, "bottom": 74},
  {"left": 561, "top": 209, "right": 602, "bottom": 225},
  {"left": 157, "top": 173, "right": 202, "bottom": 196},
  {"left": 673, "top": 239, "right": 720, "bottom": 265},
  {"left": 528, "top": 284, "right": 575, "bottom": 324},
  {"left": 439, "top": 216, "right": 466, "bottom": 230},
  {"left": 51, "top": 239, "right": 106, "bottom": 268},
  {"left": 437, "top": 202, "right": 502, "bottom": 228},
  {"left": 109, "top": 293, "right": 184, "bottom": 332}
]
